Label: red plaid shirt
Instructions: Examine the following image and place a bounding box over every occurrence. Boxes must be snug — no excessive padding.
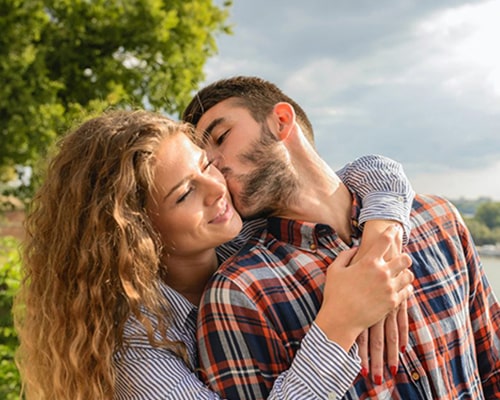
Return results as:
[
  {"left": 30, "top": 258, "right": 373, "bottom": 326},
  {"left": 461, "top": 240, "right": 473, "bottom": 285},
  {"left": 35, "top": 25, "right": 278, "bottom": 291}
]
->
[{"left": 197, "top": 194, "right": 500, "bottom": 399}]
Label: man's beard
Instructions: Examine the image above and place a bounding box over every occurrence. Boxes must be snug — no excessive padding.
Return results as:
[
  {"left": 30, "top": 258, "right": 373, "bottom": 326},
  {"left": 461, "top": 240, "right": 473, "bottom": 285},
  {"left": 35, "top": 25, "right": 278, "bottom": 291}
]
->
[{"left": 235, "top": 123, "right": 300, "bottom": 220}]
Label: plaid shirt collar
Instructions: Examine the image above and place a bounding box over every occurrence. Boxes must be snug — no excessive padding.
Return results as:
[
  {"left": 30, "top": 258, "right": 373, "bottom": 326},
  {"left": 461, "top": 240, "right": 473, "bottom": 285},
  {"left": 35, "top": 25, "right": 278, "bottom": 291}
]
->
[{"left": 265, "top": 193, "right": 363, "bottom": 250}]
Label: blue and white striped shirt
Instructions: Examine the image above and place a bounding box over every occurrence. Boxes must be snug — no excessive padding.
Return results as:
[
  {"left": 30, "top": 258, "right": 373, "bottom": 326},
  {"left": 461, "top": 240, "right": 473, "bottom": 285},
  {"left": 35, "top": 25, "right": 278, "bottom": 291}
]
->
[
  {"left": 113, "top": 154, "right": 415, "bottom": 399},
  {"left": 114, "top": 283, "right": 362, "bottom": 399}
]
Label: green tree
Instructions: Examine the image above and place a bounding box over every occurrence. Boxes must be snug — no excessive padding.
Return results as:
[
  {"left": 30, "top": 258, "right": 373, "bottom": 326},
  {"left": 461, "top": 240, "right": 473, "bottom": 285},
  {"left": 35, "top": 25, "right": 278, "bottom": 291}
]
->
[
  {"left": 0, "top": 0, "right": 232, "bottom": 186},
  {"left": 492, "top": 227, "right": 500, "bottom": 245},
  {"left": 0, "top": 237, "right": 21, "bottom": 399},
  {"left": 464, "top": 217, "right": 496, "bottom": 246},
  {"left": 475, "top": 202, "right": 500, "bottom": 230},
  {"left": 451, "top": 197, "right": 492, "bottom": 217}
]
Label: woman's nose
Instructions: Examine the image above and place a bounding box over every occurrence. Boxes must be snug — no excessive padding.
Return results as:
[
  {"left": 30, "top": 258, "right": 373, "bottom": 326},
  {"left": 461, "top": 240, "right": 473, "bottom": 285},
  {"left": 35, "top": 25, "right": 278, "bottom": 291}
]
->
[
  {"left": 206, "top": 146, "right": 224, "bottom": 170},
  {"left": 203, "top": 174, "right": 226, "bottom": 206}
]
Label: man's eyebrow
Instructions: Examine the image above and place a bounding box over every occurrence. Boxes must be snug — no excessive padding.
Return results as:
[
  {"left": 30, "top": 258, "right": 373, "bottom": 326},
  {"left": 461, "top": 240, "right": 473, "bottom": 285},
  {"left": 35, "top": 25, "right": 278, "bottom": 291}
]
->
[{"left": 202, "top": 117, "right": 225, "bottom": 144}]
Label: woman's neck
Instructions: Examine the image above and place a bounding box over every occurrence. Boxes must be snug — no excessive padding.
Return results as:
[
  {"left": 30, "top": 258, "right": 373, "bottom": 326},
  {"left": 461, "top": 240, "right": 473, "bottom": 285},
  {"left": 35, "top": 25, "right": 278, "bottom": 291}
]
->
[{"left": 161, "top": 249, "right": 219, "bottom": 305}]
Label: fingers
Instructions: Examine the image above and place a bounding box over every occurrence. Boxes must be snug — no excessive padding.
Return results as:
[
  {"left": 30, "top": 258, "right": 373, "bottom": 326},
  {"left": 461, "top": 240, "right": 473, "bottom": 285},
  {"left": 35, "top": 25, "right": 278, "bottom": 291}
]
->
[
  {"left": 384, "top": 310, "right": 399, "bottom": 377},
  {"left": 370, "top": 302, "right": 409, "bottom": 385},
  {"left": 356, "top": 330, "right": 369, "bottom": 378},
  {"left": 365, "top": 306, "right": 406, "bottom": 385},
  {"left": 397, "top": 300, "right": 409, "bottom": 354},
  {"left": 327, "top": 247, "right": 357, "bottom": 270},
  {"left": 393, "top": 267, "right": 414, "bottom": 295},
  {"left": 388, "top": 253, "right": 413, "bottom": 278},
  {"left": 369, "top": 321, "right": 385, "bottom": 385}
]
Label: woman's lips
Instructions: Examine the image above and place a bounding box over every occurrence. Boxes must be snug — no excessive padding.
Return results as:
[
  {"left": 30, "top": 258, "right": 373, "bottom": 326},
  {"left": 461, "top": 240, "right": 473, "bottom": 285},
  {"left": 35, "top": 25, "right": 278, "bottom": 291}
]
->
[{"left": 209, "top": 200, "right": 234, "bottom": 224}]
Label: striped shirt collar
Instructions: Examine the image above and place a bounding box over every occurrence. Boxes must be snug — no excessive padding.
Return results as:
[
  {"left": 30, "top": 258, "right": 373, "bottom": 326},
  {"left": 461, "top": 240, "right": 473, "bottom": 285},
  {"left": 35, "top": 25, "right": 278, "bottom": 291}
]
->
[
  {"left": 160, "top": 281, "right": 198, "bottom": 337},
  {"left": 121, "top": 281, "right": 197, "bottom": 347}
]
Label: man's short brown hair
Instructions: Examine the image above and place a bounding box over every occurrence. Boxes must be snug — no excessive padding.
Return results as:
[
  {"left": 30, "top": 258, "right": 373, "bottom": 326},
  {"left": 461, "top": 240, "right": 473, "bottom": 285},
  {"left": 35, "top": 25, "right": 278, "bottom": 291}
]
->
[{"left": 182, "top": 76, "right": 315, "bottom": 144}]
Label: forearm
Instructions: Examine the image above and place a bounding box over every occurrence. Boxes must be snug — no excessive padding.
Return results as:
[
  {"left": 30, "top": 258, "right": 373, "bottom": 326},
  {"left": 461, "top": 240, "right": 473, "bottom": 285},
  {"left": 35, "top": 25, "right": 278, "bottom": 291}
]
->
[
  {"left": 337, "top": 154, "right": 414, "bottom": 244},
  {"left": 354, "top": 220, "right": 403, "bottom": 261}
]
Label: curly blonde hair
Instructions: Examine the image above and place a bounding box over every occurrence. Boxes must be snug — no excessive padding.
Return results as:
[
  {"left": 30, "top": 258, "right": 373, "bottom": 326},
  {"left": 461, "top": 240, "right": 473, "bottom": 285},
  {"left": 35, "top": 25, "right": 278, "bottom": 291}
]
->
[{"left": 14, "top": 110, "right": 194, "bottom": 399}]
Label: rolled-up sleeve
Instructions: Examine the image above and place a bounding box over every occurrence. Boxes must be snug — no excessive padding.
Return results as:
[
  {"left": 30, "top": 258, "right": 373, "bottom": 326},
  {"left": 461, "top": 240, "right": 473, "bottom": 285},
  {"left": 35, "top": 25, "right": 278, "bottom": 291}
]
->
[{"left": 336, "top": 154, "right": 415, "bottom": 244}]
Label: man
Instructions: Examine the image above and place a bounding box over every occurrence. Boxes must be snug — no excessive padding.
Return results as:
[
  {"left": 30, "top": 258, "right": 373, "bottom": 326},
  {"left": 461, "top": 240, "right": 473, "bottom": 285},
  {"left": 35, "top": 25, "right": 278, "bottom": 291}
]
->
[{"left": 183, "top": 76, "right": 500, "bottom": 399}]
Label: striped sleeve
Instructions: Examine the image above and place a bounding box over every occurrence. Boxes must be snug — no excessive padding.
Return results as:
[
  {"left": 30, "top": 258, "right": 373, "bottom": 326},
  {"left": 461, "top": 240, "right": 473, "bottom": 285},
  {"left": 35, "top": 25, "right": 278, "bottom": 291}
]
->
[
  {"left": 271, "top": 323, "right": 362, "bottom": 399},
  {"left": 197, "top": 277, "right": 361, "bottom": 400},
  {"left": 114, "top": 346, "right": 224, "bottom": 400},
  {"left": 114, "top": 327, "right": 361, "bottom": 400},
  {"left": 336, "top": 154, "right": 415, "bottom": 244}
]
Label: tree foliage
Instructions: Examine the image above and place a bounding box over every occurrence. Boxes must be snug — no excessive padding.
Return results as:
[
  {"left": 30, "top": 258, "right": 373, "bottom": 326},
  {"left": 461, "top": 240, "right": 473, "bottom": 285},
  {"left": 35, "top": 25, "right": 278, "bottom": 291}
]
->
[
  {"left": 0, "top": 237, "right": 21, "bottom": 399},
  {"left": 475, "top": 202, "right": 500, "bottom": 230},
  {"left": 464, "top": 217, "right": 499, "bottom": 246},
  {"left": 460, "top": 201, "right": 500, "bottom": 246},
  {"left": 0, "top": 0, "right": 232, "bottom": 184}
]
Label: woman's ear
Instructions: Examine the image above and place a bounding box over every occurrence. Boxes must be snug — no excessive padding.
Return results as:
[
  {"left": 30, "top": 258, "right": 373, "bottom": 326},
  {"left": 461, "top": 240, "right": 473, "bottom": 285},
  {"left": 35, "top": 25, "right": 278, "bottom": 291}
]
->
[{"left": 272, "top": 102, "right": 296, "bottom": 140}]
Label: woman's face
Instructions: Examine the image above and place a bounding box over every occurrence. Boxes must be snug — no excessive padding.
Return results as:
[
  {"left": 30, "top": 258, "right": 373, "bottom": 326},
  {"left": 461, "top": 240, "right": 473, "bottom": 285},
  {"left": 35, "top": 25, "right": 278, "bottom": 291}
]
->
[{"left": 147, "top": 132, "right": 242, "bottom": 257}]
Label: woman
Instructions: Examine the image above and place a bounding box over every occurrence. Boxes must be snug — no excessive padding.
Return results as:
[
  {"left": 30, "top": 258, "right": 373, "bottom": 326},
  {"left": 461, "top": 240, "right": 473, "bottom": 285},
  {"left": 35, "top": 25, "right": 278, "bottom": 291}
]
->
[{"left": 14, "top": 110, "right": 413, "bottom": 399}]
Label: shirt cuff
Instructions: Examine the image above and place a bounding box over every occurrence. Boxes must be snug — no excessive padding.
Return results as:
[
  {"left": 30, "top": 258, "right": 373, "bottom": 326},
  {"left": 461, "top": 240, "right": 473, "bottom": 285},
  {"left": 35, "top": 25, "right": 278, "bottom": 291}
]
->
[
  {"left": 358, "top": 192, "right": 412, "bottom": 244},
  {"left": 290, "top": 322, "right": 361, "bottom": 399}
]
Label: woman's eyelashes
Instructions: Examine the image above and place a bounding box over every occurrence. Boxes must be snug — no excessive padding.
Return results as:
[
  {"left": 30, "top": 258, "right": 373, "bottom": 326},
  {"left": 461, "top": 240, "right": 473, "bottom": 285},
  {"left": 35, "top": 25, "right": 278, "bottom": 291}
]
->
[
  {"left": 176, "top": 158, "right": 213, "bottom": 204},
  {"left": 176, "top": 187, "right": 193, "bottom": 204}
]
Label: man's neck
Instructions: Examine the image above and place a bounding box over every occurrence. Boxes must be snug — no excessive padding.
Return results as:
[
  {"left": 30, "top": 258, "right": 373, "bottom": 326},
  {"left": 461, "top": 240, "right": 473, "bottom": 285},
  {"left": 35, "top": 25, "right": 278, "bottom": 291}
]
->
[{"left": 275, "top": 150, "right": 353, "bottom": 243}]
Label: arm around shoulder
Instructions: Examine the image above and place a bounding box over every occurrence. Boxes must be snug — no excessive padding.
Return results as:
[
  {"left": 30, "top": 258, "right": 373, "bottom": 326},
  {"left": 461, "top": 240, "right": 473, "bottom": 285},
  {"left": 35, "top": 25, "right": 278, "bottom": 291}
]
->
[{"left": 337, "top": 154, "right": 415, "bottom": 243}]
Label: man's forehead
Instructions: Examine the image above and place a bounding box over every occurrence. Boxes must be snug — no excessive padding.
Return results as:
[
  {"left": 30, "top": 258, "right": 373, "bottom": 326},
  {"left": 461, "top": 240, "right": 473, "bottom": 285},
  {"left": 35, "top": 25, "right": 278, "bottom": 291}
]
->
[{"left": 196, "top": 98, "right": 243, "bottom": 130}]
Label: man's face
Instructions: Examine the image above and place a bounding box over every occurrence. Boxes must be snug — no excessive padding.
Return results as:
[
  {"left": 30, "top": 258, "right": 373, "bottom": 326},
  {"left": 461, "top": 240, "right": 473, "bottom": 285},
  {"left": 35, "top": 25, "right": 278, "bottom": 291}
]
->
[{"left": 195, "top": 98, "right": 298, "bottom": 219}]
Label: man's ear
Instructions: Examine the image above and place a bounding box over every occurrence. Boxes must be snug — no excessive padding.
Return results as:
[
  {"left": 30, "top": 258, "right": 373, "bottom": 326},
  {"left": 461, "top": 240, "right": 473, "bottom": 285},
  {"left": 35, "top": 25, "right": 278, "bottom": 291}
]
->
[{"left": 273, "top": 102, "right": 296, "bottom": 140}]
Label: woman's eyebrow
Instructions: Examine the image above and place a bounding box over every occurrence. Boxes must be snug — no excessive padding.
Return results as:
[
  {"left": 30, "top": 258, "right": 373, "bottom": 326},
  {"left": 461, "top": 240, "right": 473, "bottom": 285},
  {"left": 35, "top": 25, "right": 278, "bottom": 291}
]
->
[{"left": 162, "top": 151, "right": 205, "bottom": 202}]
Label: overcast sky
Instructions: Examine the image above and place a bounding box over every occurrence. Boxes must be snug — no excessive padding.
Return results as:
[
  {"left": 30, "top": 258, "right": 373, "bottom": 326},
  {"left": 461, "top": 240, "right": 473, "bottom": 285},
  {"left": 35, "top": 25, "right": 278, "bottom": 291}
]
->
[{"left": 201, "top": 0, "right": 500, "bottom": 200}]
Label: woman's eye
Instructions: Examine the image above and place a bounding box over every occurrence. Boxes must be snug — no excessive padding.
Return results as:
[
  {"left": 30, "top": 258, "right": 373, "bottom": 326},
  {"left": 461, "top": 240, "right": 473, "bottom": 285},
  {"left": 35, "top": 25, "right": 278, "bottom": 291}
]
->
[
  {"left": 176, "top": 187, "right": 193, "bottom": 204},
  {"left": 215, "top": 130, "right": 229, "bottom": 145}
]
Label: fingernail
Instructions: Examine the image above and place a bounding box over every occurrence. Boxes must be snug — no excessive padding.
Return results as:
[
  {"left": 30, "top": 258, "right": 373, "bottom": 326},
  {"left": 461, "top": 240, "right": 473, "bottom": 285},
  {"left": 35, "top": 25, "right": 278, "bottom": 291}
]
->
[
  {"left": 400, "top": 345, "right": 406, "bottom": 353},
  {"left": 374, "top": 375, "right": 382, "bottom": 385},
  {"left": 361, "top": 367, "right": 368, "bottom": 377},
  {"left": 390, "top": 365, "right": 397, "bottom": 376}
]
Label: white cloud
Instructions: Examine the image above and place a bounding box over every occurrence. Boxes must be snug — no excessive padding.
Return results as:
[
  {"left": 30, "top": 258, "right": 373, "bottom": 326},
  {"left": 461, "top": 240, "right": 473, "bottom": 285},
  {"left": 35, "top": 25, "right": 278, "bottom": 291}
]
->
[
  {"left": 415, "top": 0, "right": 500, "bottom": 104},
  {"left": 409, "top": 159, "right": 500, "bottom": 201},
  {"left": 203, "top": 0, "right": 500, "bottom": 199}
]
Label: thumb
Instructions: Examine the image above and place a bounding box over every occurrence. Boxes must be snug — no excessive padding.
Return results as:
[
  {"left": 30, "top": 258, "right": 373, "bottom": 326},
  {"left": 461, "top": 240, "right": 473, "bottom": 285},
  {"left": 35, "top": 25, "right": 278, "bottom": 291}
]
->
[{"left": 329, "top": 247, "right": 358, "bottom": 270}]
